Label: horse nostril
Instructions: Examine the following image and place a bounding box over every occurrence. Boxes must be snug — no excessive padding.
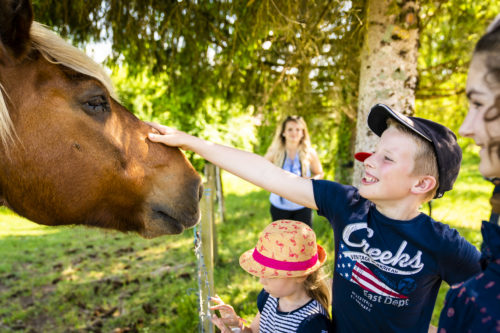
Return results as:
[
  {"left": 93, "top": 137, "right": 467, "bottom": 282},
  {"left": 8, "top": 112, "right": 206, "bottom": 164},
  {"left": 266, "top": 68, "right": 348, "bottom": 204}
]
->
[{"left": 198, "top": 184, "right": 204, "bottom": 201}]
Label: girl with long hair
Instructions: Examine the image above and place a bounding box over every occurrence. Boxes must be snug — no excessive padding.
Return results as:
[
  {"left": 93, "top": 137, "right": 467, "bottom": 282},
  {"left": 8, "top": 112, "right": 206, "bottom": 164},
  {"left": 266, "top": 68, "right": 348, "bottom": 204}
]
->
[{"left": 437, "top": 15, "right": 500, "bottom": 333}]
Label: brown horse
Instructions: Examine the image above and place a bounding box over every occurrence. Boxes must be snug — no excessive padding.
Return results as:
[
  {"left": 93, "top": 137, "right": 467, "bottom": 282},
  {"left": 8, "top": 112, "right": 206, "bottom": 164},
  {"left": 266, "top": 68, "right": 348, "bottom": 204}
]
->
[{"left": 0, "top": 0, "right": 202, "bottom": 238}]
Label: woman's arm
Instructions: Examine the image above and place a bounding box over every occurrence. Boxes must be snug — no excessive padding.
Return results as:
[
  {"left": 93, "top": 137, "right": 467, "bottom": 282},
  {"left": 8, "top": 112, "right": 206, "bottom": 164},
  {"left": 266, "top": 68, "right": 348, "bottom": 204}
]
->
[
  {"left": 309, "top": 149, "right": 324, "bottom": 180},
  {"left": 147, "top": 123, "right": 318, "bottom": 210},
  {"left": 263, "top": 151, "right": 274, "bottom": 163}
]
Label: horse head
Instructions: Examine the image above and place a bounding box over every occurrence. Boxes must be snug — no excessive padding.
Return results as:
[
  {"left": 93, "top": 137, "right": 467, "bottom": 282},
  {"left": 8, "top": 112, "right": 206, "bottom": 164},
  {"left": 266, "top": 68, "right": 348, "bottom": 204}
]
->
[{"left": 0, "top": 0, "right": 202, "bottom": 238}]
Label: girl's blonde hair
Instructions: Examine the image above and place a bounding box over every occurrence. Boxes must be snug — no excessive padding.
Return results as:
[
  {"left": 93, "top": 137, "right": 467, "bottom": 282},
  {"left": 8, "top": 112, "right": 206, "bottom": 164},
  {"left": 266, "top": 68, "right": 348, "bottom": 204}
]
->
[
  {"left": 303, "top": 267, "right": 331, "bottom": 318},
  {"left": 265, "top": 116, "right": 313, "bottom": 177}
]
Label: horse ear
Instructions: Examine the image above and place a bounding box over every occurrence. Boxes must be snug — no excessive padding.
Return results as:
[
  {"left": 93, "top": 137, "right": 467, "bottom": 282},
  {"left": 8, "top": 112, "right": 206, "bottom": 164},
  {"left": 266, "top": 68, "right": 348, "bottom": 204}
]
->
[{"left": 0, "top": 0, "right": 33, "bottom": 60}]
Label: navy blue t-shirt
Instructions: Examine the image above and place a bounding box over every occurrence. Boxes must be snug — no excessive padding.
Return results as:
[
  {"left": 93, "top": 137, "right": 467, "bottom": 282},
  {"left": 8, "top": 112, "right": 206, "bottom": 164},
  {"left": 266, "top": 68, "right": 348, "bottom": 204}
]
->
[{"left": 313, "top": 180, "right": 481, "bottom": 333}]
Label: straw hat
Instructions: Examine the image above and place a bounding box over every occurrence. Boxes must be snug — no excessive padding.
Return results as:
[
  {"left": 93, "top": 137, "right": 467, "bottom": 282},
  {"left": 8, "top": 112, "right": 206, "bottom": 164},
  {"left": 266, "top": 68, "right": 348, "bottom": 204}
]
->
[{"left": 239, "top": 220, "right": 327, "bottom": 278}]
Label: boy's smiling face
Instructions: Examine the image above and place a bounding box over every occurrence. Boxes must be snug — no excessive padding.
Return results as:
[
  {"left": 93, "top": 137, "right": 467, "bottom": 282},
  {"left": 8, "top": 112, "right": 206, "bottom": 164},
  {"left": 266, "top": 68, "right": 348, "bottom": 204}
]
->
[{"left": 359, "top": 127, "right": 422, "bottom": 204}]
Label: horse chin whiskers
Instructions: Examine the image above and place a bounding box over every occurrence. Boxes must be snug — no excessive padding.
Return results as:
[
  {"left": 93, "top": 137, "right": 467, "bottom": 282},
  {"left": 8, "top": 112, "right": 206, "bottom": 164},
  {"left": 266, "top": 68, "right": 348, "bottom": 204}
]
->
[
  {"left": 141, "top": 212, "right": 184, "bottom": 238},
  {"left": 139, "top": 202, "right": 200, "bottom": 238}
]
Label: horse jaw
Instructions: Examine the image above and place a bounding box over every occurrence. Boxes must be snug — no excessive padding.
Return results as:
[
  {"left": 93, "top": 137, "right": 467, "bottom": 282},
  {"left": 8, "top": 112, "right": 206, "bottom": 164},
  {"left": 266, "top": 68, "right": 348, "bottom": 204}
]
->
[{"left": 0, "top": 194, "right": 11, "bottom": 209}]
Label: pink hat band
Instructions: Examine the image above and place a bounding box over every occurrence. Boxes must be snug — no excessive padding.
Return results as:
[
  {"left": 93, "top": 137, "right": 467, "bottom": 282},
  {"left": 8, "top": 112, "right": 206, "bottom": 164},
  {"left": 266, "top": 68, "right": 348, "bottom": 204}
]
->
[{"left": 252, "top": 247, "right": 319, "bottom": 271}]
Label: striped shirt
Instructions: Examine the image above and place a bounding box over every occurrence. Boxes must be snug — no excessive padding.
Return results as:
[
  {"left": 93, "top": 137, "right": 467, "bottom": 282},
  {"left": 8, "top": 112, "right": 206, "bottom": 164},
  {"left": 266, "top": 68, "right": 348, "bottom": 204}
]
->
[{"left": 257, "top": 289, "right": 331, "bottom": 333}]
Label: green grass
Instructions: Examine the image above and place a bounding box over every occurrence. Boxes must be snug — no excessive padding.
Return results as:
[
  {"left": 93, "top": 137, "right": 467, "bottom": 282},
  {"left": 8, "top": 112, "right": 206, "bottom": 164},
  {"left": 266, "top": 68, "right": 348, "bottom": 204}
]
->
[{"left": 0, "top": 149, "right": 492, "bottom": 331}]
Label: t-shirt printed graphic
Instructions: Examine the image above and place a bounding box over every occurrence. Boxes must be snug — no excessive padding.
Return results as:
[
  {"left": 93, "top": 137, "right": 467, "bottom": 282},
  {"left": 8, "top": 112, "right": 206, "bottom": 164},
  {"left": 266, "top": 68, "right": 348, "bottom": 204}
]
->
[
  {"left": 312, "top": 179, "right": 481, "bottom": 333},
  {"left": 337, "top": 241, "right": 410, "bottom": 302}
]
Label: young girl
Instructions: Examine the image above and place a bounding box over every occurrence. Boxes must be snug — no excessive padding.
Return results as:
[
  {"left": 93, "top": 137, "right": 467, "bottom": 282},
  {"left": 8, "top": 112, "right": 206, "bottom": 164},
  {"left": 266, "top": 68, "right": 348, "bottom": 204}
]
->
[
  {"left": 264, "top": 116, "right": 323, "bottom": 227},
  {"left": 209, "top": 219, "right": 332, "bottom": 333},
  {"left": 437, "top": 15, "right": 500, "bottom": 333}
]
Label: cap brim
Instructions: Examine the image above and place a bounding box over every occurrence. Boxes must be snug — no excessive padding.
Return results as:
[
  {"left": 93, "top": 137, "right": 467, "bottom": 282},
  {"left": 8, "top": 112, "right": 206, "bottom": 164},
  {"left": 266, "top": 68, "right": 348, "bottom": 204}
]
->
[
  {"left": 354, "top": 152, "right": 372, "bottom": 162},
  {"left": 239, "top": 244, "right": 327, "bottom": 278},
  {"left": 368, "top": 104, "right": 432, "bottom": 142}
]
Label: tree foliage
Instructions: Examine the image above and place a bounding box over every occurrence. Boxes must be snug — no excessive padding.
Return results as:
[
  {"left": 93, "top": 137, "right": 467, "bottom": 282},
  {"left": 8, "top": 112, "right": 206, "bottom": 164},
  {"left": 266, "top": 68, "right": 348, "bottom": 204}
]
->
[
  {"left": 31, "top": 0, "right": 366, "bottom": 178},
  {"left": 30, "top": 0, "right": 499, "bottom": 177},
  {"left": 417, "top": 0, "right": 500, "bottom": 137}
]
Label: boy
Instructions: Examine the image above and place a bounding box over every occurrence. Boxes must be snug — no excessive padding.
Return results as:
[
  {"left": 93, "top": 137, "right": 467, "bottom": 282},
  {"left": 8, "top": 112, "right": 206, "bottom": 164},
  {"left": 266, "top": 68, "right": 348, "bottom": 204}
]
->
[{"left": 148, "top": 104, "right": 481, "bottom": 332}]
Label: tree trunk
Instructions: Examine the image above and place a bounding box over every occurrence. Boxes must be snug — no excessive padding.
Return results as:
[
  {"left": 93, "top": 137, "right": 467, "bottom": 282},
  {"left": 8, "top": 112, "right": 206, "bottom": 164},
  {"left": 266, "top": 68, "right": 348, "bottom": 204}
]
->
[{"left": 352, "top": 0, "right": 420, "bottom": 187}]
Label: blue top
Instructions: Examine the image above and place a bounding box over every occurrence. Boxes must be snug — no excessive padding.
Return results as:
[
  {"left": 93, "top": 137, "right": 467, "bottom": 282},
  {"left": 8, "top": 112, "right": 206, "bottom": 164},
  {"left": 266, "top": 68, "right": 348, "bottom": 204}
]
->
[
  {"left": 257, "top": 289, "right": 332, "bottom": 333},
  {"left": 438, "top": 220, "right": 500, "bottom": 333},
  {"left": 270, "top": 154, "right": 311, "bottom": 211},
  {"left": 312, "top": 180, "right": 481, "bottom": 333}
]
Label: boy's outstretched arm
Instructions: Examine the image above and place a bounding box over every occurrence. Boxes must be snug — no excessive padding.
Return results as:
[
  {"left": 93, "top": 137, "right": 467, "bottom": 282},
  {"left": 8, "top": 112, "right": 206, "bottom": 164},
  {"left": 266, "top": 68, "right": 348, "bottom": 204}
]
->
[{"left": 147, "top": 122, "right": 318, "bottom": 210}]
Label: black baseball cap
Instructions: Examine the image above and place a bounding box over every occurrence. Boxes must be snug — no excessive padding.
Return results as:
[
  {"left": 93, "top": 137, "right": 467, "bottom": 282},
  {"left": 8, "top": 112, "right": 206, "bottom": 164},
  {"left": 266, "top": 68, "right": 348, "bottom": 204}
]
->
[{"left": 366, "top": 104, "right": 462, "bottom": 199}]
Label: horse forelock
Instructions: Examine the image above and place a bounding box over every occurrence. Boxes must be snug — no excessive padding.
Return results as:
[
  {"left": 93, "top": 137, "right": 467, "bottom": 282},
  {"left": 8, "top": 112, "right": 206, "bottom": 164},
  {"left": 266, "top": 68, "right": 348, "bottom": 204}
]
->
[
  {"left": 0, "top": 21, "right": 118, "bottom": 149},
  {"left": 30, "top": 22, "right": 116, "bottom": 99}
]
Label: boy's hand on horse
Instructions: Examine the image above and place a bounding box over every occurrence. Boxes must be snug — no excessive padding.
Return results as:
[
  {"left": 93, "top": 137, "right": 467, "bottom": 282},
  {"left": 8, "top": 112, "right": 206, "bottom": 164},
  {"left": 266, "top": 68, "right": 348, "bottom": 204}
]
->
[{"left": 147, "top": 121, "right": 197, "bottom": 151}]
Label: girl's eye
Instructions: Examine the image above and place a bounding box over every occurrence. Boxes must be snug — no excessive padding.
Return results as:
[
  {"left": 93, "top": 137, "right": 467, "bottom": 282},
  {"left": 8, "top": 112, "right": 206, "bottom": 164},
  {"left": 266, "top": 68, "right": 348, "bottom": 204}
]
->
[{"left": 384, "top": 156, "right": 393, "bottom": 162}]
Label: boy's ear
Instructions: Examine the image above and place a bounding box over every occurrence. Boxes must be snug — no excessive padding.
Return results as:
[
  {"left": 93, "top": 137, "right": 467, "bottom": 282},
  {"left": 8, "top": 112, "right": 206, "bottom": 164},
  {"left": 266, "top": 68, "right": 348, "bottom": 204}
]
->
[{"left": 411, "top": 176, "right": 437, "bottom": 195}]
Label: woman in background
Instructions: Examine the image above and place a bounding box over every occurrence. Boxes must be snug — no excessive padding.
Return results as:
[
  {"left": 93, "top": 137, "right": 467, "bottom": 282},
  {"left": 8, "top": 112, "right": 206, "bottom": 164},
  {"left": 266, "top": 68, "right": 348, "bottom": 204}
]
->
[{"left": 264, "top": 116, "right": 323, "bottom": 227}]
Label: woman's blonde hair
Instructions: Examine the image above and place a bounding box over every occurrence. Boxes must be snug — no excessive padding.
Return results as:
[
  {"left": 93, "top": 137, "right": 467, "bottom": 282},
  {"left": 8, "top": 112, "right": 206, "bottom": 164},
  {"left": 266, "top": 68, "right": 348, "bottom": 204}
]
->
[
  {"left": 303, "top": 267, "right": 331, "bottom": 318},
  {"left": 265, "top": 116, "right": 313, "bottom": 177}
]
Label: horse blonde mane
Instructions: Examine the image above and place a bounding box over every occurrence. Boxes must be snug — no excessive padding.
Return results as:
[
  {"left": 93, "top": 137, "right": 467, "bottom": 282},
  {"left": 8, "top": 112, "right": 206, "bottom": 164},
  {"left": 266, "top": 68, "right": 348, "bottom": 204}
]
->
[{"left": 0, "top": 21, "right": 117, "bottom": 148}]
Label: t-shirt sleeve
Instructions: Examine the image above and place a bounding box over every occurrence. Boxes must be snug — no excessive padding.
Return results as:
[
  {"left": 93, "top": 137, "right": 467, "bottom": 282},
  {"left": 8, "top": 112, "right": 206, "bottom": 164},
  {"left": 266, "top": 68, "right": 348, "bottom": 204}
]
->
[
  {"left": 438, "top": 225, "right": 481, "bottom": 284},
  {"left": 312, "top": 179, "right": 354, "bottom": 220},
  {"left": 256, "top": 289, "right": 269, "bottom": 313},
  {"left": 296, "top": 313, "right": 333, "bottom": 333}
]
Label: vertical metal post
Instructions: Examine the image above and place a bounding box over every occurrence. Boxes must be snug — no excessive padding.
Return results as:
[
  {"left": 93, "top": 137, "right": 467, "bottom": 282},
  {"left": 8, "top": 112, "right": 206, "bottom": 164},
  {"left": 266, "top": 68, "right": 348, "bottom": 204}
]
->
[{"left": 197, "top": 163, "right": 218, "bottom": 332}]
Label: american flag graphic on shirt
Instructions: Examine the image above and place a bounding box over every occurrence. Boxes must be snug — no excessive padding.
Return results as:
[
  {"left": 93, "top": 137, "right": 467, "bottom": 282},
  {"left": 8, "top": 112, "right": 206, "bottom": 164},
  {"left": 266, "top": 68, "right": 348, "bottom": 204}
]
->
[{"left": 337, "top": 242, "right": 408, "bottom": 299}]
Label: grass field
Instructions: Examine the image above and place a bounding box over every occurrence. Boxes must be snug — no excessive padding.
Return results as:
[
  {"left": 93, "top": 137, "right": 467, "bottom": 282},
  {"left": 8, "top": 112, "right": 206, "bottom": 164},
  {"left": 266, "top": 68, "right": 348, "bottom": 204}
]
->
[{"left": 0, "top": 149, "right": 493, "bottom": 332}]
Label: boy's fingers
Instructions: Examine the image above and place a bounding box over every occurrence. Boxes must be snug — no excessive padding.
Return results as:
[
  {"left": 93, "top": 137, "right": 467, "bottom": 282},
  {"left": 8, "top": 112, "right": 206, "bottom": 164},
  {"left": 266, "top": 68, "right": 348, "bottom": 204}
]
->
[
  {"left": 148, "top": 133, "right": 164, "bottom": 142},
  {"left": 145, "top": 122, "right": 164, "bottom": 133}
]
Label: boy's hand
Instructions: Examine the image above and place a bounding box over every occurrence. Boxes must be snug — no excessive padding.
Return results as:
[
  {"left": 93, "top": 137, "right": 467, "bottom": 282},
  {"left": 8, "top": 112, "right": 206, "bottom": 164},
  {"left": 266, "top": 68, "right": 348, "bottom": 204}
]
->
[
  {"left": 209, "top": 295, "right": 244, "bottom": 328},
  {"left": 146, "top": 122, "right": 195, "bottom": 150}
]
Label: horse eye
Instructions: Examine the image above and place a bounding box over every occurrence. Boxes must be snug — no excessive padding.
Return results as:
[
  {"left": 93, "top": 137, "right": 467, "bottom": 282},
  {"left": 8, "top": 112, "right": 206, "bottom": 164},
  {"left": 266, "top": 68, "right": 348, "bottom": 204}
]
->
[{"left": 82, "top": 95, "right": 110, "bottom": 115}]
